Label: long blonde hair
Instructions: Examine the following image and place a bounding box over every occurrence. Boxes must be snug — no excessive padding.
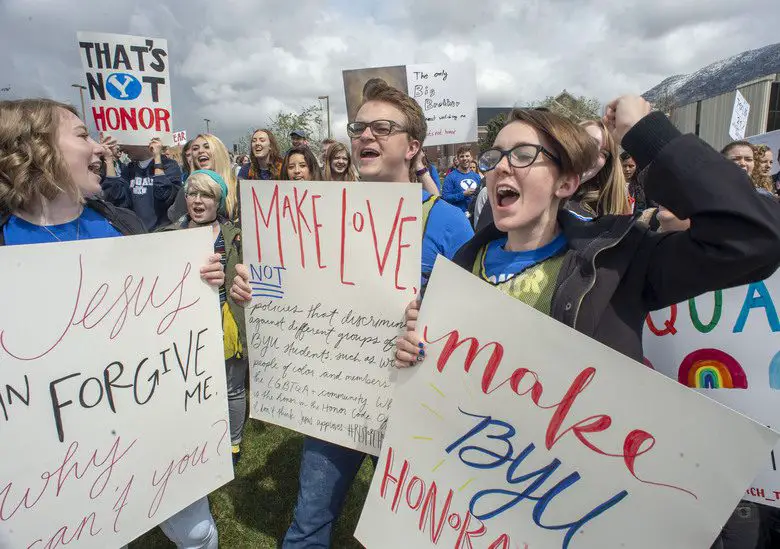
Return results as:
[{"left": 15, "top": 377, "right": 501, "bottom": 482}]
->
[
  {"left": 323, "top": 142, "right": 359, "bottom": 181},
  {"left": 192, "top": 133, "right": 239, "bottom": 219},
  {"left": 574, "top": 120, "right": 631, "bottom": 216},
  {"left": 0, "top": 99, "right": 83, "bottom": 215}
]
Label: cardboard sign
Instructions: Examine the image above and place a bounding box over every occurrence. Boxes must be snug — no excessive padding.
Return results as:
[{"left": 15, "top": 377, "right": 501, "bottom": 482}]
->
[
  {"left": 172, "top": 130, "right": 187, "bottom": 146},
  {"left": 0, "top": 229, "right": 233, "bottom": 548},
  {"left": 643, "top": 272, "right": 780, "bottom": 507},
  {"left": 729, "top": 90, "right": 750, "bottom": 141},
  {"left": 76, "top": 32, "right": 173, "bottom": 146},
  {"left": 343, "top": 62, "right": 477, "bottom": 147},
  {"left": 356, "top": 259, "right": 778, "bottom": 549},
  {"left": 240, "top": 180, "right": 420, "bottom": 454}
]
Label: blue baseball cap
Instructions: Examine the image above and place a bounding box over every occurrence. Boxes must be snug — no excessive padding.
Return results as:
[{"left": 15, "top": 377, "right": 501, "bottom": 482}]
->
[{"left": 290, "top": 129, "right": 308, "bottom": 139}]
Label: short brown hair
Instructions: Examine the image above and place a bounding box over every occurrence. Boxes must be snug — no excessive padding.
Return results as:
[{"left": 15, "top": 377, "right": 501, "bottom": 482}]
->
[
  {"left": 456, "top": 145, "right": 472, "bottom": 156},
  {"left": 359, "top": 82, "right": 427, "bottom": 146},
  {"left": 505, "top": 108, "right": 598, "bottom": 180},
  {"left": 0, "top": 98, "right": 81, "bottom": 215}
]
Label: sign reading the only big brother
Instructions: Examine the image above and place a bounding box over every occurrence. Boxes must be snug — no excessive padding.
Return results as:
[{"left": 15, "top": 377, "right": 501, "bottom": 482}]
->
[{"left": 77, "top": 32, "right": 173, "bottom": 146}]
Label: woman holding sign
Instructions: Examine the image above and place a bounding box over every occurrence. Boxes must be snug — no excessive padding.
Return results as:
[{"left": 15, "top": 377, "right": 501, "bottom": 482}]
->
[
  {"left": 396, "top": 95, "right": 780, "bottom": 368},
  {"left": 161, "top": 169, "right": 249, "bottom": 465},
  {"left": 0, "top": 98, "right": 236, "bottom": 549}
]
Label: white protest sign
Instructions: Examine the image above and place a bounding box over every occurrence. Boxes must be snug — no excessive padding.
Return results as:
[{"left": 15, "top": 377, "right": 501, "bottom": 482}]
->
[
  {"left": 355, "top": 258, "right": 778, "bottom": 549},
  {"left": 77, "top": 32, "right": 173, "bottom": 146},
  {"left": 0, "top": 229, "right": 233, "bottom": 548},
  {"left": 729, "top": 90, "right": 750, "bottom": 141},
  {"left": 342, "top": 62, "right": 477, "bottom": 147},
  {"left": 406, "top": 62, "right": 478, "bottom": 147},
  {"left": 643, "top": 271, "right": 780, "bottom": 508},
  {"left": 173, "top": 130, "right": 187, "bottom": 146},
  {"left": 240, "top": 180, "right": 420, "bottom": 454}
]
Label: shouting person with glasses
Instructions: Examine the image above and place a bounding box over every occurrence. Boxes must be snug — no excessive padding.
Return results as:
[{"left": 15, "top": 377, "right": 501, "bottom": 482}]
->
[
  {"left": 281, "top": 81, "right": 473, "bottom": 549},
  {"left": 394, "top": 95, "right": 780, "bottom": 390}
]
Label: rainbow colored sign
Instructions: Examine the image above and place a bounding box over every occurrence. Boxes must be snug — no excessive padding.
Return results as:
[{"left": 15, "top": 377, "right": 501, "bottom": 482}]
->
[{"left": 643, "top": 271, "right": 780, "bottom": 508}]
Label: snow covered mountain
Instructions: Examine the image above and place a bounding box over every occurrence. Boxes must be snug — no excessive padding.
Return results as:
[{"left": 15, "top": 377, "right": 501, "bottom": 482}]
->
[{"left": 643, "top": 42, "right": 780, "bottom": 107}]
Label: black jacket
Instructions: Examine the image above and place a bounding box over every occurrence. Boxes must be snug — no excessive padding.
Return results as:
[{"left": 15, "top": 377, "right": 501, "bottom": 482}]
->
[
  {"left": 453, "top": 113, "right": 780, "bottom": 362},
  {"left": 101, "top": 156, "right": 182, "bottom": 231},
  {"left": 0, "top": 198, "right": 145, "bottom": 245}
]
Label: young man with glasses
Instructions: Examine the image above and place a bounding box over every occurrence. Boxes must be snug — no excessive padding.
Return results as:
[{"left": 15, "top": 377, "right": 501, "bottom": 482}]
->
[{"left": 281, "top": 82, "right": 473, "bottom": 549}]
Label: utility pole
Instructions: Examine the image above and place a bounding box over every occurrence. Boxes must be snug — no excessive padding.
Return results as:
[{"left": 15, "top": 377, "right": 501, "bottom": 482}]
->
[
  {"left": 204, "top": 118, "right": 211, "bottom": 133},
  {"left": 318, "top": 95, "right": 331, "bottom": 139},
  {"left": 71, "top": 84, "right": 87, "bottom": 122}
]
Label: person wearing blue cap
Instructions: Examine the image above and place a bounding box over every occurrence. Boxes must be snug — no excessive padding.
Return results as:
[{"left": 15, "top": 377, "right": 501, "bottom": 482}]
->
[
  {"left": 160, "top": 168, "right": 249, "bottom": 468},
  {"left": 290, "top": 129, "right": 309, "bottom": 149}
]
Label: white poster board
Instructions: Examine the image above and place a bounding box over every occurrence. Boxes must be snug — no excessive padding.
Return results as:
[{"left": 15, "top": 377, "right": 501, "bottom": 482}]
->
[
  {"left": 356, "top": 259, "right": 778, "bottom": 549},
  {"left": 405, "top": 62, "right": 478, "bottom": 147},
  {"left": 643, "top": 272, "right": 780, "bottom": 507},
  {"left": 342, "top": 62, "right": 477, "bottom": 147},
  {"left": 76, "top": 32, "right": 173, "bottom": 146},
  {"left": 0, "top": 229, "right": 232, "bottom": 548},
  {"left": 240, "top": 180, "right": 420, "bottom": 454},
  {"left": 729, "top": 90, "right": 750, "bottom": 141},
  {"left": 173, "top": 130, "right": 187, "bottom": 146}
]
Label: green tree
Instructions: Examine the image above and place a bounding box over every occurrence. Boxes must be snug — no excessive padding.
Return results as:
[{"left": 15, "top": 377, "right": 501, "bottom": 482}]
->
[
  {"left": 237, "top": 103, "right": 327, "bottom": 161},
  {"left": 479, "top": 113, "right": 507, "bottom": 153},
  {"left": 534, "top": 91, "right": 601, "bottom": 122}
]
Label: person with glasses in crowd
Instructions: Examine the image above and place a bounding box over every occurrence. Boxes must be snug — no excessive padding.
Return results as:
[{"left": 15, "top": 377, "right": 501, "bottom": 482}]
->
[
  {"left": 266, "top": 81, "right": 473, "bottom": 549},
  {"left": 394, "top": 95, "right": 780, "bottom": 426}
]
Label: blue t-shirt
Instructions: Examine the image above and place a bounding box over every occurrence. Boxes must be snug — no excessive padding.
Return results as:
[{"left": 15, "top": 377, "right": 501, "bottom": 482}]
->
[
  {"left": 421, "top": 190, "right": 474, "bottom": 288},
  {"left": 483, "top": 233, "right": 567, "bottom": 284},
  {"left": 442, "top": 170, "right": 480, "bottom": 212},
  {"left": 3, "top": 207, "right": 123, "bottom": 245}
]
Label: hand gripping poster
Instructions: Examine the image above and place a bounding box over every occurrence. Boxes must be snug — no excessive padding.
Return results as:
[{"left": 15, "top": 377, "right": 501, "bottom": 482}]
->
[{"left": 356, "top": 259, "right": 778, "bottom": 549}]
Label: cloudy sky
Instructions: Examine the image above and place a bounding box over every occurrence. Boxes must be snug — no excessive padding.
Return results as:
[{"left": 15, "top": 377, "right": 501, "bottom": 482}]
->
[{"left": 1, "top": 0, "right": 778, "bottom": 147}]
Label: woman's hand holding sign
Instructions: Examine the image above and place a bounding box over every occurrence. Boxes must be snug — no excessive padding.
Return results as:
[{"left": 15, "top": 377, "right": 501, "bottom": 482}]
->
[{"left": 395, "top": 299, "right": 426, "bottom": 368}]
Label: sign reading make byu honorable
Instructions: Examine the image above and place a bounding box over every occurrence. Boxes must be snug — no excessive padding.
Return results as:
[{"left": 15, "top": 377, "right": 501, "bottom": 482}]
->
[
  {"left": 729, "top": 89, "right": 751, "bottom": 141},
  {"left": 77, "top": 31, "right": 173, "bottom": 145},
  {"left": 644, "top": 271, "right": 780, "bottom": 508},
  {"left": 0, "top": 229, "right": 232, "bottom": 548},
  {"left": 356, "top": 259, "right": 778, "bottom": 549},
  {"left": 240, "top": 180, "right": 420, "bottom": 455}
]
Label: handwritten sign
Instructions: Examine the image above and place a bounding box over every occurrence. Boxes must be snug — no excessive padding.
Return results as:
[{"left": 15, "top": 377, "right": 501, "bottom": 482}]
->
[
  {"left": 240, "top": 180, "right": 420, "bottom": 454},
  {"left": 355, "top": 258, "right": 778, "bottom": 549},
  {"left": 643, "top": 271, "right": 780, "bottom": 508},
  {"left": 342, "top": 62, "right": 477, "bottom": 147},
  {"left": 76, "top": 32, "right": 173, "bottom": 146},
  {"left": 406, "top": 62, "right": 477, "bottom": 147},
  {"left": 172, "top": 130, "right": 187, "bottom": 146},
  {"left": 729, "top": 90, "right": 750, "bottom": 141},
  {"left": 0, "top": 229, "right": 233, "bottom": 548}
]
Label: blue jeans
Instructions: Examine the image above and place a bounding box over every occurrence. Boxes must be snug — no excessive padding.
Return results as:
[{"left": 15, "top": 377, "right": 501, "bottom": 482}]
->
[
  {"left": 122, "top": 496, "right": 218, "bottom": 548},
  {"left": 282, "top": 437, "right": 376, "bottom": 548}
]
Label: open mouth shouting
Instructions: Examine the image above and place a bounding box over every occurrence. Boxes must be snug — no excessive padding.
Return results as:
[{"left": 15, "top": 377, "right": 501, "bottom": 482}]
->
[
  {"left": 495, "top": 184, "right": 521, "bottom": 208},
  {"left": 197, "top": 154, "right": 212, "bottom": 169},
  {"left": 88, "top": 161, "right": 102, "bottom": 176},
  {"left": 359, "top": 147, "right": 380, "bottom": 163}
]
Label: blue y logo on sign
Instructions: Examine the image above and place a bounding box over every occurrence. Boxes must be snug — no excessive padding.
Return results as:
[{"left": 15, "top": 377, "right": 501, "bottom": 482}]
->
[{"left": 106, "top": 73, "right": 142, "bottom": 100}]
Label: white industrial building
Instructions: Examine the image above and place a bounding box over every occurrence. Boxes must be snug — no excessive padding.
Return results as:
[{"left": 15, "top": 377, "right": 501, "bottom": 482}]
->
[{"left": 669, "top": 74, "right": 780, "bottom": 150}]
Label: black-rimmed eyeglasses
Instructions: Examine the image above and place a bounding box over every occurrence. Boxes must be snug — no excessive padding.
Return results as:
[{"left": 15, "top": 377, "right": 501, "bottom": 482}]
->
[
  {"left": 478, "top": 144, "right": 561, "bottom": 172},
  {"left": 346, "top": 120, "right": 408, "bottom": 139}
]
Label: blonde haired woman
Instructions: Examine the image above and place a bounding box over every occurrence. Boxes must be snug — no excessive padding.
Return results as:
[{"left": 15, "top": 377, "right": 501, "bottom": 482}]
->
[
  {"left": 189, "top": 133, "right": 240, "bottom": 220},
  {"left": 0, "top": 98, "right": 231, "bottom": 548},
  {"left": 568, "top": 119, "right": 632, "bottom": 217},
  {"left": 322, "top": 141, "right": 359, "bottom": 181}
]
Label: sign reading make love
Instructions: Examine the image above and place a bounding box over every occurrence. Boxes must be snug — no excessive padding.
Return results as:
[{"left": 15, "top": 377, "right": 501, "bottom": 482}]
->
[
  {"left": 240, "top": 180, "right": 420, "bottom": 454},
  {"left": 0, "top": 229, "right": 232, "bottom": 548},
  {"left": 76, "top": 31, "right": 173, "bottom": 146},
  {"left": 644, "top": 271, "right": 780, "bottom": 508},
  {"left": 356, "top": 259, "right": 777, "bottom": 549},
  {"left": 342, "top": 62, "right": 477, "bottom": 147}
]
